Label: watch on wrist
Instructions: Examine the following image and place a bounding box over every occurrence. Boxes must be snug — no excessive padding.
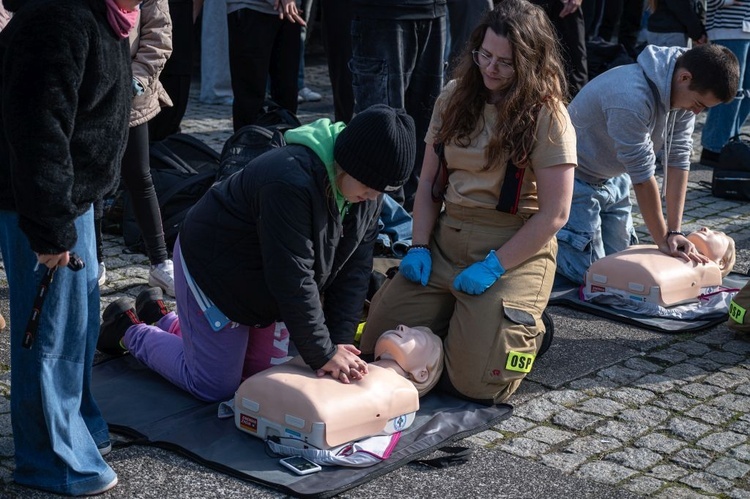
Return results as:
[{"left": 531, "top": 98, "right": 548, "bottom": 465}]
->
[{"left": 665, "top": 230, "right": 685, "bottom": 240}]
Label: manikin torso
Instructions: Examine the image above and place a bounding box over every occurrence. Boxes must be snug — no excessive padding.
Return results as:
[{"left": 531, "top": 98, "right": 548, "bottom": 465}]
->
[
  {"left": 233, "top": 326, "right": 442, "bottom": 449},
  {"left": 584, "top": 245, "right": 723, "bottom": 307}
]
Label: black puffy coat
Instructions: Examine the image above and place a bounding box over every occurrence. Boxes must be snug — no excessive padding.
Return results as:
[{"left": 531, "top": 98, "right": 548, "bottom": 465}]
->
[
  {"left": 0, "top": 0, "right": 131, "bottom": 254},
  {"left": 180, "top": 144, "right": 382, "bottom": 370},
  {"left": 647, "top": 0, "right": 705, "bottom": 40}
]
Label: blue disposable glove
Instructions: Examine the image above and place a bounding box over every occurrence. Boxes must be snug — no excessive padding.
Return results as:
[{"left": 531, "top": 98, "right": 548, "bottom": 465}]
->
[
  {"left": 399, "top": 247, "right": 432, "bottom": 286},
  {"left": 453, "top": 251, "right": 505, "bottom": 295}
]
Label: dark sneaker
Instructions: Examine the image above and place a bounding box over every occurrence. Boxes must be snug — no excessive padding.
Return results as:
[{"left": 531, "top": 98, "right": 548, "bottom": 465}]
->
[
  {"left": 136, "top": 287, "right": 169, "bottom": 325},
  {"left": 98, "top": 298, "right": 140, "bottom": 356},
  {"left": 538, "top": 310, "right": 554, "bottom": 359},
  {"left": 97, "top": 440, "right": 112, "bottom": 457},
  {"left": 700, "top": 148, "right": 720, "bottom": 167}
]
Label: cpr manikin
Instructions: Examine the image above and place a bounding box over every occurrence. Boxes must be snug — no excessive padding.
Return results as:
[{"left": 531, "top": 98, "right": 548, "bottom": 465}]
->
[
  {"left": 584, "top": 228, "right": 736, "bottom": 307},
  {"left": 233, "top": 325, "right": 443, "bottom": 451}
]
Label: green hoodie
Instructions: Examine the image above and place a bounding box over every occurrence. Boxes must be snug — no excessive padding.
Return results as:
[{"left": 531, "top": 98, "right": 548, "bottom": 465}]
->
[{"left": 284, "top": 118, "right": 350, "bottom": 217}]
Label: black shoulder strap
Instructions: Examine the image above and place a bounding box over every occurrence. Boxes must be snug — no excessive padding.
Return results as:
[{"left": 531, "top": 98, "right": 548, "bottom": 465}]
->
[
  {"left": 431, "top": 143, "right": 449, "bottom": 202},
  {"left": 434, "top": 142, "right": 524, "bottom": 214},
  {"left": 157, "top": 170, "right": 217, "bottom": 210},
  {"left": 413, "top": 446, "right": 472, "bottom": 468},
  {"left": 496, "top": 158, "right": 525, "bottom": 215}
]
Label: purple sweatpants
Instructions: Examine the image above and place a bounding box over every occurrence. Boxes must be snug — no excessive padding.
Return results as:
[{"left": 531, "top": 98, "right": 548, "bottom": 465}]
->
[{"left": 124, "top": 239, "right": 254, "bottom": 402}]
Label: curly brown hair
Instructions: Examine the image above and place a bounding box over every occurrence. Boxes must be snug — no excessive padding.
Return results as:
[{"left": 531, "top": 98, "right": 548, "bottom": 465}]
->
[{"left": 435, "top": 0, "right": 568, "bottom": 169}]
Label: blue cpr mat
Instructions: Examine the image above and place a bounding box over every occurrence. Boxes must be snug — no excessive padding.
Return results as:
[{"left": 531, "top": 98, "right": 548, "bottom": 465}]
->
[
  {"left": 92, "top": 355, "right": 512, "bottom": 498},
  {"left": 549, "top": 272, "right": 749, "bottom": 333}
]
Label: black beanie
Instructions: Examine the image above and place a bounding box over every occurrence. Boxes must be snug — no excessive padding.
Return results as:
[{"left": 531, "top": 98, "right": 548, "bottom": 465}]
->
[{"left": 334, "top": 104, "right": 416, "bottom": 193}]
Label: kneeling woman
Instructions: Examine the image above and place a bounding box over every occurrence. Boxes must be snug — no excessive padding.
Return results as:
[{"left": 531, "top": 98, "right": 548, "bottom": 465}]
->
[
  {"left": 98, "top": 105, "right": 416, "bottom": 402},
  {"left": 360, "top": 0, "right": 577, "bottom": 405}
]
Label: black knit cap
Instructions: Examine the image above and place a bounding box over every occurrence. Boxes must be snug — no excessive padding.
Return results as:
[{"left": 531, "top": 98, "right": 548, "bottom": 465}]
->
[{"left": 334, "top": 104, "right": 416, "bottom": 193}]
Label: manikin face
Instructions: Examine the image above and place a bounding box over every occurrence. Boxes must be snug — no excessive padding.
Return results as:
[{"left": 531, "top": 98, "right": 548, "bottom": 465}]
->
[
  {"left": 687, "top": 227, "right": 730, "bottom": 263},
  {"left": 670, "top": 70, "right": 722, "bottom": 114},
  {"left": 338, "top": 173, "right": 381, "bottom": 204},
  {"left": 374, "top": 325, "right": 441, "bottom": 383},
  {"left": 476, "top": 30, "right": 515, "bottom": 101}
]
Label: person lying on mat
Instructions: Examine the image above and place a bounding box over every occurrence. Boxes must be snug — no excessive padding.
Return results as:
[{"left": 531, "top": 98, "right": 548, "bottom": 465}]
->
[
  {"left": 583, "top": 227, "right": 736, "bottom": 308},
  {"left": 358, "top": 0, "right": 577, "bottom": 407},
  {"left": 97, "top": 104, "right": 417, "bottom": 402}
]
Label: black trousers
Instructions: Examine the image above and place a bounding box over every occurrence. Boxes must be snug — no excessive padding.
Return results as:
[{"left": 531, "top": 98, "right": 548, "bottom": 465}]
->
[
  {"left": 320, "top": 0, "right": 354, "bottom": 123},
  {"left": 446, "top": 0, "right": 493, "bottom": 77},
  {"left": 227, "top": 8, "right": 300, "bottom": 131},
  {"left": 530, "top": 0, "right": 588, "bottom": 97},
  {"left": 96, "top": 123, "right": 168, "bottom": 265},
  {"left": 598, "top": 0, "right": 642, "bottom": 55},
  {"left": 149, "top": 0, "right": 194, "bottom": 141}
]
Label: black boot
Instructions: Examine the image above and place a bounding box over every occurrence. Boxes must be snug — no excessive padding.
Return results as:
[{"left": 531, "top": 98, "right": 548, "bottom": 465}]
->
[
  {"left": 98, "top": 298, "right": 140, "bottom": 356},
  {"left": 136, "top": 287, "right": 169, "bottom": 325}
]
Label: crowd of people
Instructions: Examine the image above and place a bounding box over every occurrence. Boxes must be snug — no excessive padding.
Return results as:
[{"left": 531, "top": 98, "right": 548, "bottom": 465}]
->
[{"left": 0, "top": 0, "right": 746, "bottom": 495}]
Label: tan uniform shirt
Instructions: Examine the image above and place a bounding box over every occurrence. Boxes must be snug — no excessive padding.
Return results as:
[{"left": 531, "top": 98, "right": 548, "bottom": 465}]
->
[{"left": 425, "top": 80, "right": 577, "bottom": 214}]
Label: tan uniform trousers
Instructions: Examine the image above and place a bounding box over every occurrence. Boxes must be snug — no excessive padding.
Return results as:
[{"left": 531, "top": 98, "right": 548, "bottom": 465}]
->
[
  {"left": 361, "top": 202, "right": 557, "bottom": 404},
  {"left": 728, "top": 280, "right": 750, "bottom": 334}
]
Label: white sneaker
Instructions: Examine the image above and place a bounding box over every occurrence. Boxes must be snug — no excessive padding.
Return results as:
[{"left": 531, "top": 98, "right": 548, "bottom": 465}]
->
[
  {"left": 298, "top": 87, "right": 322, "bottom": 103},
  {"left": 97, "top": 262, "right": 107, "bottom": 287},
  {"left": 83, "top": 475, "right": 118, "bottom": 496},
  {"left": 148, "top": 259, "right": 175, "bottom": 297}
]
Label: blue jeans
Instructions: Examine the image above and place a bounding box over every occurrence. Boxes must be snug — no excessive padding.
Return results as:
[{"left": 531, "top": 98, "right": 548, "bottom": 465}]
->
[
  {"left": 200, "top": 0, "right": 233, "bottom": 104},
  {"left": 376, "top": 194, "right": 414, "bottom": 257},
  {"left": 701, "top": 38, "right": 750, "bottom": 153},
  {"left": 0, "top": 208, "right": 116, "bottom": 495},
  {"left": 556, "top": 175, "right": 638, "bottom": 284},
  {"left": 645, "top": 31, "right": 688, "bottom": 48},
  {"left": 298, "top": 0, "right": 315, "bottom": 90},
  {"left": 350, "top": 15, "right": 446, "bottom": 209}
]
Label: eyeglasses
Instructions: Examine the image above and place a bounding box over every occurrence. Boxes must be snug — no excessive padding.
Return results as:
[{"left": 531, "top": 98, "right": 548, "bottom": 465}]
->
[{"left": 472, "top": 50, "right": 514, "bottom": 76}]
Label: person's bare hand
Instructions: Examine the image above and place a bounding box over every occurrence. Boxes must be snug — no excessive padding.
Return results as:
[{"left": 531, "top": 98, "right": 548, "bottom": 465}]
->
[
  {"left": 661, "top": 234, "right": 710, "bottom": 264},
  {"left": 274, "top": 0, "right": 306, "bottom": 25},
  {"left": 36, "top": 251, "right": 70, "bottom": 269},
  {"left": 560, "top": 0, "right": 582, "bottom": 18},
  {"left": 316, "top": 344, "right": 369, "bottom": 383},
  {"left": 693, "top": 34, "right": 708, "bottom": 45}
]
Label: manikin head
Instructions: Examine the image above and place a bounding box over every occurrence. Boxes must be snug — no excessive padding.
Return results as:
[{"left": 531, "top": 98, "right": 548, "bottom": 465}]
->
[
  {"left": 374, "top": 325, "right": 444, "bottom": 397},
  {"left": 686, "top": 227, "right": 735, "bottom": 277}
]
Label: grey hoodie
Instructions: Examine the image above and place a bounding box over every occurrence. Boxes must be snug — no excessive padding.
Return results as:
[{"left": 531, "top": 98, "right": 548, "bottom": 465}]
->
[{"left": 568, "top": 45, "right": 695, "bottom": 185}]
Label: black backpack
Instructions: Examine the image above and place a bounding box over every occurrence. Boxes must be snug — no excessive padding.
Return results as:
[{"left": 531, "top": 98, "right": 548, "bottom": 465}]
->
[
  {"left": 711, "top": 134, "right": 750, "bottom": 200},
  {"left": 216, "top": 101, "right": 301, "bottom": 182},
  {"left": 149, "top": 133, "right": 221, "bottom": 173},
  {"left": 121, "top": 133, "right": 221, "bottom": 254}
]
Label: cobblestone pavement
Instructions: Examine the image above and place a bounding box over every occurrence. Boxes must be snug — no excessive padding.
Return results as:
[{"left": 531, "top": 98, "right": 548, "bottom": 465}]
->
[{"left": 2, "top": 57, "right": 750, "bottom": 498}]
